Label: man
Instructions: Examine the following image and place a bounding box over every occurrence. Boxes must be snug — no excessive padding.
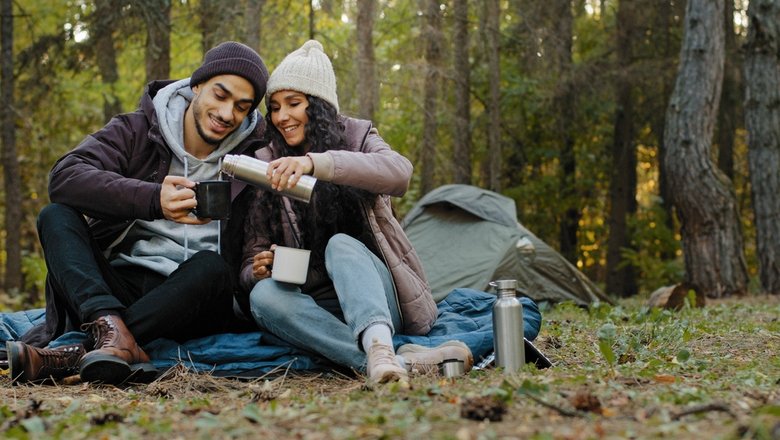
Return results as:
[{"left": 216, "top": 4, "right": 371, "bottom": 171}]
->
[{"left": 6, "top": 41, "right": 269, "bottom": 385}]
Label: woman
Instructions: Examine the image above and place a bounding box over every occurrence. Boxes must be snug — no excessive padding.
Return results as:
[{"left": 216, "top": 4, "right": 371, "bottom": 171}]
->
[{"left": 239, "top": 40, "right": 472, "bottom": 385}]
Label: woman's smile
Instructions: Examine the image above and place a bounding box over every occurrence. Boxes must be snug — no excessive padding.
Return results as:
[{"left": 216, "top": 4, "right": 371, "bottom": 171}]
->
[{"left": 270, "top": 91, "right": 310, "bottom": 147}]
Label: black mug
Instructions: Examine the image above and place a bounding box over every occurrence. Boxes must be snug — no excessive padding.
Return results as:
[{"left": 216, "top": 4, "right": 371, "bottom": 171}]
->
[{"left": 193, "top": 180, "right": 231, "bottom": 220}]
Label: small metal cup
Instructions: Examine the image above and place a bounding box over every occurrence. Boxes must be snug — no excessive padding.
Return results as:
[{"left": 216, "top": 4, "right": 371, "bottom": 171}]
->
[{"left": 439, "top": 359, "right": 465, "bottom": 378}]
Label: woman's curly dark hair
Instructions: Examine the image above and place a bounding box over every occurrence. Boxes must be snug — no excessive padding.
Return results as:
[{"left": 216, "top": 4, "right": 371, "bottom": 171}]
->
[{"left": 256, "top": 95, "right": 378, "bottom": 275}]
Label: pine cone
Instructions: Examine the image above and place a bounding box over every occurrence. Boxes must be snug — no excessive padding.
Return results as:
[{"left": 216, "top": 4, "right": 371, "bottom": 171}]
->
[{"left": 460, "top": 395, "right": 507, "bottom": 422}]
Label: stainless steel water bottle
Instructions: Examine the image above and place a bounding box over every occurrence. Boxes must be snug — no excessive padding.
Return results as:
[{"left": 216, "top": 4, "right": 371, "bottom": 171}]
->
[
  {"left": 221, "top": 154, "right": 317, "bottom": 204},
  {"left": 490, "top": 279, "right": 525, "bottom": 373}
]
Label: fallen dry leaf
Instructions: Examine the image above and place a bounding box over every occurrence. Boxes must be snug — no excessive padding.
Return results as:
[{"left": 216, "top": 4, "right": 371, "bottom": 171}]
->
[{"left": 653, "top": 374, "right": 677, "bottom": 384}]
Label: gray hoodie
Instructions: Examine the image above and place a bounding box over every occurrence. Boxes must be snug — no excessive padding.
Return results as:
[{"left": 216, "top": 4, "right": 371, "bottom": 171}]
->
[{"left": 110, "top": 79, "right": 258, "bottom": 276}]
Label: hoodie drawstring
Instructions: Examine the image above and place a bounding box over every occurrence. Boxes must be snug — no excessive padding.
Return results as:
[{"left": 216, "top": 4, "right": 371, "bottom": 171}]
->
[
  {"left": 217, "top": 157, "right": 222, "bottom": 256},
  {"left": 184, "top": 158, "right": 189, "bottom": 261},
  {"left": 183, "top": 156, "right": 223, "bottom": 261}
]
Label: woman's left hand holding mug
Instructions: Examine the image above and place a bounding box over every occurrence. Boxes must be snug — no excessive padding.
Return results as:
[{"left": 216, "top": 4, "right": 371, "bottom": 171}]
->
[{"left": 252, "top": 248, "right": 276, "bottom": 281}]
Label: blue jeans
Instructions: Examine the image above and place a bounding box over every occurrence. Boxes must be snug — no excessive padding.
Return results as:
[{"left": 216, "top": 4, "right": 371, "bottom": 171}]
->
[{"left": 249, "top": 234, "right": 401, "bottom": 370}]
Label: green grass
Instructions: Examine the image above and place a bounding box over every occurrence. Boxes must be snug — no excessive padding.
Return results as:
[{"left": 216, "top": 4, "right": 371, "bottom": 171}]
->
[{"left": 2, "top": 295, "right": 779, "bottom": 439}]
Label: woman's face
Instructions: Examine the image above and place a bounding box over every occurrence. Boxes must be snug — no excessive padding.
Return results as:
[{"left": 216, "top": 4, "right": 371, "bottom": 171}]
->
[{"left": 269, "top": 91, "right": 310, "bottom": 148}]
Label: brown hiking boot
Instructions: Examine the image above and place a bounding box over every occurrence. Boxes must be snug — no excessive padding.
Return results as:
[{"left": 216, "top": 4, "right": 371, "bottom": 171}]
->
[
  {"left": 6, "top": 341, "right": 84, "bottom": 384},
  {"left": 397, "top": 340, "right": 474, "bottom": 376},
  {"left": 78, "top": 315, "right": 156, "bottom": 384}
]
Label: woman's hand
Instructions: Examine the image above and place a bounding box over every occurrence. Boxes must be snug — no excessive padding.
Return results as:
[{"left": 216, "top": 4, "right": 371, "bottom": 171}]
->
[
  {"left": 252, "top": 247, "right": 276, "bottom": 281},
  {"left": 266, "top": 156, "right": 314, "bottom": 190}
]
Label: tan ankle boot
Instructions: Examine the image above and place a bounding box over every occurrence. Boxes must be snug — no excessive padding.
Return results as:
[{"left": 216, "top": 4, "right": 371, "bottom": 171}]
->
[
  {"left": 79, "top": 315, "right": 156, "bottom": 384},
  {"left": 397, "top": 340, "right": 474, "bottom": 375},
  {"left": 365, "top": 338, "right": 408, "bottom": 385}
]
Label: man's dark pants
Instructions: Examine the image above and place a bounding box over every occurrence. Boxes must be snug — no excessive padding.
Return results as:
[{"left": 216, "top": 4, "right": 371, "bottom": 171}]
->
[{"left": 35, "top": 203, "right": 235, "bottom": 346}]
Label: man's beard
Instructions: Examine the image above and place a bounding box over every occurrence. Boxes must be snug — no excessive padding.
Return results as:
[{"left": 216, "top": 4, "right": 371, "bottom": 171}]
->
[{"left": 192, "top": 96, "right": 234, "bottom": 146}]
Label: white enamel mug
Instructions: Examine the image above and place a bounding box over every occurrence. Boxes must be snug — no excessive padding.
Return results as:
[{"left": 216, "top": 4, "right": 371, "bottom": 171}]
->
[{"left": 271, "top": 246, "right": 311, "bottom": 285}]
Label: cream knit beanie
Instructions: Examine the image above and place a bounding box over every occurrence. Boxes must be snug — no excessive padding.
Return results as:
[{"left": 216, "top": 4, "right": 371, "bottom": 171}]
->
[{"left": 266, "top": 40, "right": 339, "bottom": 113}]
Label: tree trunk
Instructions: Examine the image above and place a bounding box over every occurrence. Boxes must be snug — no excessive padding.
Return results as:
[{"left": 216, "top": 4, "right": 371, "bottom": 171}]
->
[
  {"left": 93, "top": 0, "right": 123, "bottom": 122},
  {"left": 551, "top": 0, "right": 579, "bottom": 264},
  {"left": 744, "top": 0, "right": 780, "bottom": 295},
  {"left": 484, "top": 0, "right": 501, "bottom": 192},
  {"left": 421, "top": 0, "right": 442, "bottom": 195},
  {"left": 141, "top": 0, "right": 171, "bottom": 82},
  {"left": 452, "top": 0, "right": 472, "bottom": 184},
  {"left": 664, "top": 0, "right": 748, "bottom": 298},
  {"left": 1, "top": 0, "right": 22, "bottom": 292},
  {"left": 309, "top": 0, "right": 315, "bottom": 40},
  {"left": 653, "top": 0, "right": 681, "bottom": 251},
  {"left": 716, "top": 0, "right": 739, "bottom": 179},
  {"left": 244, "top": 0, "right": 266, "bottom": 52},
  {"left": 320, "top": 0, "right": 334, "bottom": 14},
  {"left": 606, "top": 0, "right": 638, "bottom": 297},
  {"left": 200, "top": 0, "right": 236, "bottom": 53},
  {"left": 356, "top": 0, "right": 377, "bottom": 120}
]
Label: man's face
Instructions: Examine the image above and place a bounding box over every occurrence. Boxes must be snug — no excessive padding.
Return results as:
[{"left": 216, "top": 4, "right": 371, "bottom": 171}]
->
[{"left": 191, "top": 74, "right": 255, "bottom": 145}]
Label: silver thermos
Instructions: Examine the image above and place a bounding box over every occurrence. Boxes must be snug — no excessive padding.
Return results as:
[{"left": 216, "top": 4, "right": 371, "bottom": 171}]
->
[
  {"left": 221, "top": 154, "right": 317, "bottom": 204},
  {"left": 491, "top": 279, "right": 525, "bottom": 373}
]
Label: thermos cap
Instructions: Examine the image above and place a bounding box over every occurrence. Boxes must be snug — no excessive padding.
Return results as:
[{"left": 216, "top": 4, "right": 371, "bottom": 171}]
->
[
  {"left": 439, "top": 359, "right": 465, "bottom": 377},
  {"left": 490, "top": 279, "right": 517, "bottom": 291}
]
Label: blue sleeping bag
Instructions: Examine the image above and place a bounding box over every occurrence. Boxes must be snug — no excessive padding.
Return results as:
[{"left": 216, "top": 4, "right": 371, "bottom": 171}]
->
[{"left": 1, "top": 288, "right": 541, "bottom": 376}]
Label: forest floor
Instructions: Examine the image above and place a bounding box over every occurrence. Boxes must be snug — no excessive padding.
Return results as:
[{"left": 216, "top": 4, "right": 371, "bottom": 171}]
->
[{"left": 1, "top": 294, "right": 779, "bottom": 439}]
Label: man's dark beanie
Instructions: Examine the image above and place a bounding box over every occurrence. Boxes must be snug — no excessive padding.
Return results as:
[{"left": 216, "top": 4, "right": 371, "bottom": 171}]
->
[{"left": 190, "top": 41, "right": 269, "bottom": 111}]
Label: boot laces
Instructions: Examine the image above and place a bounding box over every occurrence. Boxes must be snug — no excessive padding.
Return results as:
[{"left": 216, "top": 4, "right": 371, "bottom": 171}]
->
[
  {"left": 80, "top": 316, "right": 117, "bottom": 349},
  {"left": 368, "top": 343, "right": 397, "bottom": 365},
  {"left": 367, "top": 340, "right": 400, "bottom": 374},
  {"left": 39, "top": 346, "right": 81, "bottom": 372}
]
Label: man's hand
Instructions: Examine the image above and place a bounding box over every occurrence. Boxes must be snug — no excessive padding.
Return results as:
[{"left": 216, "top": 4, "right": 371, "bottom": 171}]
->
[
  {"left": 161, "top": 175, "right": 209, "bottom": 224},
  {"left": 252, "top": 247, "right": 276, "bottom": 281},
  {"left": 267, "top": 156, "right": 314, "bottom": 191}
]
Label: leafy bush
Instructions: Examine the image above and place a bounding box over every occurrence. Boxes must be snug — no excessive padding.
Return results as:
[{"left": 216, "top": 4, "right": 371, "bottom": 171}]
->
[
  {"left": 622, "top": 203, "right": 684, "bottom": 294},
  {"left": 22, "top": 252, "right": 48, "bottom": 308}
]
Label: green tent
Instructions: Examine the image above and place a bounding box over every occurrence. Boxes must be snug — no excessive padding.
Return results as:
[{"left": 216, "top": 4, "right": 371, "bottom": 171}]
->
[{"left": 402, "top": 184, "right": 612, "bottom": 306}]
